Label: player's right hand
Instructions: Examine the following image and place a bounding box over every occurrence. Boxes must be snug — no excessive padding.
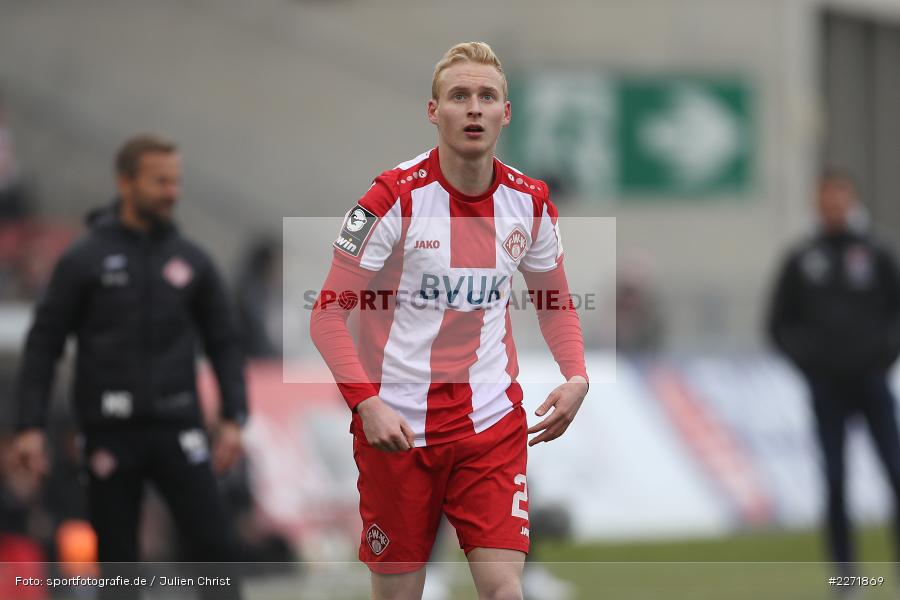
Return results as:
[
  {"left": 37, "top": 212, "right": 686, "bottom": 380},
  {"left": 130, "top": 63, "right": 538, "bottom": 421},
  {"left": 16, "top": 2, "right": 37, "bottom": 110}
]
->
[
  {"left": 11, "top": 429, "right": 49, "bottom": 476},
  {"left": 356, "top": 396, "right": 416, "bottom": 452}
]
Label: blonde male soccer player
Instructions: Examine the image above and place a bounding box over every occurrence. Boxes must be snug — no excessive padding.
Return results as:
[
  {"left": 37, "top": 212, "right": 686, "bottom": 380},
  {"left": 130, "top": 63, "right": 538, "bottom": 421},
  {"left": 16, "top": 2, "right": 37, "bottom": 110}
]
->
[{"left": 310, "top": 42, "right": 589, "bottom": 600}]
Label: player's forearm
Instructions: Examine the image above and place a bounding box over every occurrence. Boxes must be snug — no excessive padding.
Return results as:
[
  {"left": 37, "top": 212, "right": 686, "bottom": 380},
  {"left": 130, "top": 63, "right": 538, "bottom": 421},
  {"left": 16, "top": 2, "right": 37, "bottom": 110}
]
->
[
  {"left": 15, "top": 327, "right": 68, "bottom": 430},
  {"left": 200, "top": 320, "right": 249, "bottom": 423},
  {"left": 567, "top": 375, "right": 589, "bottom": 397},
  {"left": 310, "top": 309, "right": 378, "bottom": 406},
  {"left": 209, "top": 351, "right": 249, "bottom": 424},
  {"left": 522, "top": 266, "right": 588, "bottom": 381},
  {"left": 15, "top": 381, "right": 52, "bottom": 431},
  {"left": 309, "top": 260, "right": 380, "bottom": 409},
  {"left": 539, "top": 313, "right": 588, "bottom": 380}
]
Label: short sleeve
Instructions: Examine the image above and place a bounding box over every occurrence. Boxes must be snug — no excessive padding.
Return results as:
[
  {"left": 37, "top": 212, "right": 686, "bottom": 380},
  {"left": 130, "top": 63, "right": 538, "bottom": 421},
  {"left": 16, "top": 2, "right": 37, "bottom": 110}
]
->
[{"left": 520, "top": 193, "right": 563, "bottom": 273}]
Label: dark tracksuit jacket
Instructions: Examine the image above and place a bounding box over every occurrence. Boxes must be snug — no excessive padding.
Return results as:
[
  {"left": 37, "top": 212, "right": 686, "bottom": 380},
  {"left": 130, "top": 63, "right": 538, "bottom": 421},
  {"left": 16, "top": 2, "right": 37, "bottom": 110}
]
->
[
  {"left": 15, "top": 201, "right": 248, "bottom": 432},
  {"left": 768, "top": 228, "right": 900, "bottom": 379}
]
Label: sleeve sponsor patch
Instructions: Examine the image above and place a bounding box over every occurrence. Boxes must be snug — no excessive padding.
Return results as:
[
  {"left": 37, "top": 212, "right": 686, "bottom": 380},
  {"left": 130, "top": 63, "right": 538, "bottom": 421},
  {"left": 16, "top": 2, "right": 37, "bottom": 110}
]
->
[{"left": 334, "top": 204, "right": 378, "bottom": 258}]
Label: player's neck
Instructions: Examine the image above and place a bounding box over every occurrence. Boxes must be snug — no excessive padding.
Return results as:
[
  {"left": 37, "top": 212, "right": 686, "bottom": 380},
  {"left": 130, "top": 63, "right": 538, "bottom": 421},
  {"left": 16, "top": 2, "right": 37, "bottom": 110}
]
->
[
  {"left": 437, "top": 144, "right": 494, "bottom": 197},
  {"left": 119, "top": 197, "right": 151, "bottom": 232}
]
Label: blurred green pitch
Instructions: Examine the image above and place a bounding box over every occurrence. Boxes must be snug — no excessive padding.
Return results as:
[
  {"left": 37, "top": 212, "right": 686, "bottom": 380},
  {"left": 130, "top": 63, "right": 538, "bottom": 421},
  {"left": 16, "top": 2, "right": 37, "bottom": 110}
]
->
[{"left": 240, "top": 526, "right": 896, "bottom": 599}]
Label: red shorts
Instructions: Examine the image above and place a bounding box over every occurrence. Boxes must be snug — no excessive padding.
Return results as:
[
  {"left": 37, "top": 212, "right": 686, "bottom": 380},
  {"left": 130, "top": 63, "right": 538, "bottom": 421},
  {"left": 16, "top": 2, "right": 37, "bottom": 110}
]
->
[{"left": 353, "top": 406, "right": 530, "bottom": 574}]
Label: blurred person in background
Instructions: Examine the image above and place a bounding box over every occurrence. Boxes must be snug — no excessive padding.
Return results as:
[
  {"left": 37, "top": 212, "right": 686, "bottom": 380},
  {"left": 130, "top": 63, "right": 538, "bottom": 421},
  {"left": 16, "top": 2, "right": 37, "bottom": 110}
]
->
[
  {"left": 614, "top": 254, "right": 665, "bottom": 354},
  {"left": 235, "top": 235, "right": 283, "bottom": 359},
  {"left": 0, "top": 95, "right": 30, "bottom": 221},
  {"left": 767, "top": 168, "right": 900, "bottom": 581},
  {"left": 0, "top": 95, "right": 39, "bottom": 303},
  {"left": 10, "top": 134, "right": 248, "bottom": 599}
]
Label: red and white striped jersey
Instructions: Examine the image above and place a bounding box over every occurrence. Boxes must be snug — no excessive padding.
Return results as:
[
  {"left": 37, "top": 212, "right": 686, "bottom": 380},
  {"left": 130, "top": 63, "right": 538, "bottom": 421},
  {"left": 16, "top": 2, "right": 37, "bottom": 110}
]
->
[{"left": 311, "top": 147, "right": 586, "bottom": 447}]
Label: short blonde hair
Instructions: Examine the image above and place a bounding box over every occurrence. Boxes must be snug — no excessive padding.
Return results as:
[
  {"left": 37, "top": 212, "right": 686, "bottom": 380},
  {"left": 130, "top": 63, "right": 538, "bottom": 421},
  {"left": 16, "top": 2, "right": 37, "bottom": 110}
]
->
[
  {"left": 431, "top": 42, "right": 507, "bottom": 101},
  {"left": 115, "top": 134, "right": 178, "bottom": 179}
]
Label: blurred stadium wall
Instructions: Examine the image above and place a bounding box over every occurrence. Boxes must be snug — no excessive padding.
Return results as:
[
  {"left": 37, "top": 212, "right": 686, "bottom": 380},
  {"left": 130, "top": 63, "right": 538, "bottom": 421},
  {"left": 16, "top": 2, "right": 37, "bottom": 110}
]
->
[{"left": 0, "top": 0, "right": 897, "bottom": 351}]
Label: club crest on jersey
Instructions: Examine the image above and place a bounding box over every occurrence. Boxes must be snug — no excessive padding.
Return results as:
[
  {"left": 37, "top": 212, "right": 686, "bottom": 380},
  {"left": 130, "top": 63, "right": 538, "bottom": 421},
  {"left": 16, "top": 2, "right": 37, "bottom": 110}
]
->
[
  {"left": 335, "top": 204, "right": 377, "bottom": 258},
  {"left": 162, "top": 256, "right": 194, "bottom": 288},
  {"left": 845, "top": 245, "right": 874, "bottom": 288},
  {"left": 503, "top": 226, "right": 529, "bottom": 262},
  {"left": 366, "top": 524, "right": 390, "bottom": 556}
]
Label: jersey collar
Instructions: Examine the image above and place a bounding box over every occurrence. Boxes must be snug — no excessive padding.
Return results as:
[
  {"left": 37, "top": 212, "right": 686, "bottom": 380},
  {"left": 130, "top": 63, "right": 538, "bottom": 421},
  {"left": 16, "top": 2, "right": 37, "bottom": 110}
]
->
[{"left": 431, "top": 147, "right": 501, "bottom": 204}]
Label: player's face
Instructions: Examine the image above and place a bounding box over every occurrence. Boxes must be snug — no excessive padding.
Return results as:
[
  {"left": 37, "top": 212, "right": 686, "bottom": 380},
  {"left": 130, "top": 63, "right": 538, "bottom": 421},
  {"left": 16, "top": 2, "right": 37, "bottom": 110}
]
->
[
  {"left": 817, "top": 178, "right": 855, "bottom": 232},
  {"left": 428, "top": 62, "right": 511, "bottom": 160},
  {"left": 118, "top": 152, "right": 181, "bottom": 225}
]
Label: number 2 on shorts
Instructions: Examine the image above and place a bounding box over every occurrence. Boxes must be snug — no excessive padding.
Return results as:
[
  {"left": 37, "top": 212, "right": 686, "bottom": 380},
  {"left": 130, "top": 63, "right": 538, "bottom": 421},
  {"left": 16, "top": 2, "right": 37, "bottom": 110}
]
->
[{"left": 511, "top": 473, "right": 528, "bottom": 519}]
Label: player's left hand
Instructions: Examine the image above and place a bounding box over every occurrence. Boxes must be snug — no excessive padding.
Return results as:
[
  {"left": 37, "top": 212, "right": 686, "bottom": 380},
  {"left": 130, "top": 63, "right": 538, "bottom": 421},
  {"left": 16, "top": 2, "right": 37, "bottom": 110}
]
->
[
  {"left": 527, "top": 376, "right": 588, "bottom": 446},
  {"left": 213, "top": 420, "right": 243, "bottom": 473}
]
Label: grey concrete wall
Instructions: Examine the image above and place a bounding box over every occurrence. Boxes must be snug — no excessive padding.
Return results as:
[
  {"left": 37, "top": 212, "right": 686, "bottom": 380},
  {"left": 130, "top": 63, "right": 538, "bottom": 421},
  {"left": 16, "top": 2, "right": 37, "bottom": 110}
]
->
[{"left": 0, "top": 0, "right": 896, "bottom": 351}]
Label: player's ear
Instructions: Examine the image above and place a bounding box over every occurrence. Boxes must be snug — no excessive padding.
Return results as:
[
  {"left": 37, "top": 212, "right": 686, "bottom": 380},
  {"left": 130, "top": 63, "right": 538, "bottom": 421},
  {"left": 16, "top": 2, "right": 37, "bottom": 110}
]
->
[
  {"left": 502, "top": 100, "right": 511, "bottom": 128},
  {"left": 427, "top": 98, "right": 439, "bottom": 126}
]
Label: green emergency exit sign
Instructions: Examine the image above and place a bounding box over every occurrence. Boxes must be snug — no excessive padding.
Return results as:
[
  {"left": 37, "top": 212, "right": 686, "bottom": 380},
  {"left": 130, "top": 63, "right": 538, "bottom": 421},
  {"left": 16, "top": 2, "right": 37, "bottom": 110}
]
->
[{"left": 500, "top": 72, "right": 753, "bottom": 199}]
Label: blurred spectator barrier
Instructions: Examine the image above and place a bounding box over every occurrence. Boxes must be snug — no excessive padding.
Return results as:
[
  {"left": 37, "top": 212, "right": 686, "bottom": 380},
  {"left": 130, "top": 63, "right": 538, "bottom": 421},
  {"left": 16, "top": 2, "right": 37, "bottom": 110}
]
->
[{"left": 195, "top": 353, "right": 900, "bottom": 553}]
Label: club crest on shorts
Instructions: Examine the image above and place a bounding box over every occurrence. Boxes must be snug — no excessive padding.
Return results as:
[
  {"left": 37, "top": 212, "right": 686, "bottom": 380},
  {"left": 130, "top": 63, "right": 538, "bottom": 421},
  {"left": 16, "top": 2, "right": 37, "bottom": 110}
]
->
[
  {"left": 162, "top": 256, "right": 194, "bottom": 288},
  {"left": 503, "top": 226, "right": 529, "bottom": 262},
  {"left": 90, "top": 448, "right": 118, "bottom": 480},
  {"left": 366, "top": 523, "right": 390, "bottom": 556}
]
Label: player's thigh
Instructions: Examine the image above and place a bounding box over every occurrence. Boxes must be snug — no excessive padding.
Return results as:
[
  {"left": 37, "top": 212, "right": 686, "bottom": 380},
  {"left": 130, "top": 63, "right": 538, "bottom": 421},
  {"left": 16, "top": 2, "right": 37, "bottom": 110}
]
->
[
  {"left": 84, "top": 433, "right": 145, "bottom": 562},
  {"left": 859, "top": 376, "right": 900, "bottom": 480},
  {"left": 467, "top": 548, "right": 525, "bottom": 600},
  {"left": 354, "top": 436, "right": 450, "bottom": 572},
  {"left": 149, "top": 427, "right": 237, "bottom": 559},
  {"left": 370, "top": 567, "right": 427, "bottom": 600},
  {"left": 444, "top": 407, "right": 530, "bottom": 556}
]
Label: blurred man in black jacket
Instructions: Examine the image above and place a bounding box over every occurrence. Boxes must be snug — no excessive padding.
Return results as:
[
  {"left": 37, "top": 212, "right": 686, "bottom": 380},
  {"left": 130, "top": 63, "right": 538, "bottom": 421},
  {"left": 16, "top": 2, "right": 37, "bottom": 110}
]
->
[
  {"left": 11, "top": 134, "right": 247, "bottom": 599},
  {"left": 768, "top": 168, "right": 900, "bottom": 574}
]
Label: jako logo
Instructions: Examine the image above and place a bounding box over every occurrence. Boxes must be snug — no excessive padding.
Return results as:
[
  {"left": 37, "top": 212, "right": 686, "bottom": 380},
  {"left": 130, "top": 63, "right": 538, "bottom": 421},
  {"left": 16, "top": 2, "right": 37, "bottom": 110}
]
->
[{"left": 414, "top": 239, "right": 441, "bottom": 249}]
